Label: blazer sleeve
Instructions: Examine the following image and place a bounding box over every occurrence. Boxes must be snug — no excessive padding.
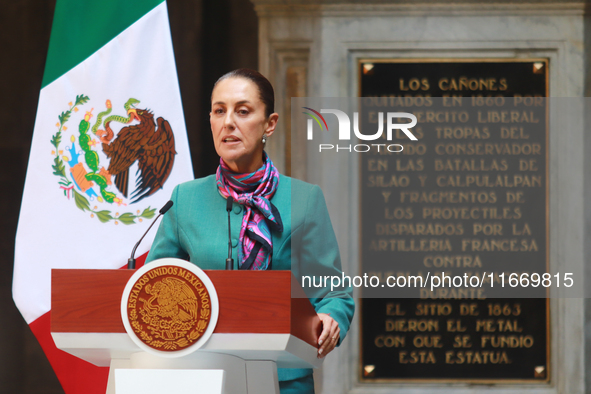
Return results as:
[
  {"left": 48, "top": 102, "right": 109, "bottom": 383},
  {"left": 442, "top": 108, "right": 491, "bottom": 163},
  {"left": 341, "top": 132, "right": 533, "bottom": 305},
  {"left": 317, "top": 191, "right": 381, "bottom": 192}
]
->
[
  {"left": 297, "top": 184, "right": 355, "bottom": 346},
  {"left": 145, "top": 185, "right": 190, "bottom": 263}
]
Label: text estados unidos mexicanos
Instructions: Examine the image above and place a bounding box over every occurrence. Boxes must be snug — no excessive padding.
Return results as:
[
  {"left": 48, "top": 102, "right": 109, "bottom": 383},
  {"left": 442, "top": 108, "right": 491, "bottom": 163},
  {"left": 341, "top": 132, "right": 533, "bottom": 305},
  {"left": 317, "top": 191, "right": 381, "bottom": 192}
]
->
[{"left": 301, "top": 272, "right": 574, "bottom": 292}]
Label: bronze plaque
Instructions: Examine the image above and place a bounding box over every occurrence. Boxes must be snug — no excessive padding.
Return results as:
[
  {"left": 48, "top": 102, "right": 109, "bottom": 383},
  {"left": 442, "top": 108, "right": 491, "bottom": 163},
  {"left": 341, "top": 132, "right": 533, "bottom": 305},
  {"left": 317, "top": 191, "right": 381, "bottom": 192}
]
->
[
  {"left": 127, "top": 265, "right": 212, "bottom": 351},
  {"left": 359, "top": 59, "right": 549, "bottom": 382}
]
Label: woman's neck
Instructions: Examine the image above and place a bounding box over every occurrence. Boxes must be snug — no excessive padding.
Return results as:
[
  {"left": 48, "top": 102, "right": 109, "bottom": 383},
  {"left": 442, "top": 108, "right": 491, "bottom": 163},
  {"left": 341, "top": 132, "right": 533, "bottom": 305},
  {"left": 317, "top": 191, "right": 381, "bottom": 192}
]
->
[{"left": 223, "top": 154, "right": 265, "bottom": 174}]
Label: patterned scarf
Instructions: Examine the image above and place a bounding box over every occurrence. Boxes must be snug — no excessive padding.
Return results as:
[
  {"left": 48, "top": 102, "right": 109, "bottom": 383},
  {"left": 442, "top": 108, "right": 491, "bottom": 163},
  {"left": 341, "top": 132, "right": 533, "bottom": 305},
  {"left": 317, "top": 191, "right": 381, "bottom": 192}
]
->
[{"left": 216, "top": 153, "right": 283, "bottom": 270}]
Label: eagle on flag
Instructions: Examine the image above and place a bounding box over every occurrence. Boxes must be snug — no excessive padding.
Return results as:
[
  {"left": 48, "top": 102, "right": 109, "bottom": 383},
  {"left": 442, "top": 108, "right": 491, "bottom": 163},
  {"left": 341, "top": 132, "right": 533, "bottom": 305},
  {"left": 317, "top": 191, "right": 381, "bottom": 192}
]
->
[{"left": 102, "top": 107, "right": 177, "bottom": 203}]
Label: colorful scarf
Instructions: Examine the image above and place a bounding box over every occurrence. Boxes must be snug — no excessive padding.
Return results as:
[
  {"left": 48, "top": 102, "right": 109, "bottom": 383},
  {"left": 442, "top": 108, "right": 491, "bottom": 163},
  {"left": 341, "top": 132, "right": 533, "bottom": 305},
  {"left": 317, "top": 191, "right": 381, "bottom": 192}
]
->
[{"left": 216, "top": 153, "right": 283, "bottom": 270}]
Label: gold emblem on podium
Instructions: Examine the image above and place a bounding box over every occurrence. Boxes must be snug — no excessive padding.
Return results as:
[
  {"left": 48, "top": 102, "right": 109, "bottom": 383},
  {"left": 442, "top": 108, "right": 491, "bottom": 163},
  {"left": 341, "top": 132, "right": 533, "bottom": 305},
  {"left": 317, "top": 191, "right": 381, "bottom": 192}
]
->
[{"left": 126, "top": 265, "right": 212, "bottom": 351}]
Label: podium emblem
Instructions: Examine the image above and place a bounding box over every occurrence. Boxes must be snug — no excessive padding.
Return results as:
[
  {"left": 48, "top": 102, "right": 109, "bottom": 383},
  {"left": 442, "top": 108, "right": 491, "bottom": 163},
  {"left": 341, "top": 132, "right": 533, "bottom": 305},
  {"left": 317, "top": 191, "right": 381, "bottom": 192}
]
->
[{"left": 121, "top": 258, "right": 219, "bottom": 357}]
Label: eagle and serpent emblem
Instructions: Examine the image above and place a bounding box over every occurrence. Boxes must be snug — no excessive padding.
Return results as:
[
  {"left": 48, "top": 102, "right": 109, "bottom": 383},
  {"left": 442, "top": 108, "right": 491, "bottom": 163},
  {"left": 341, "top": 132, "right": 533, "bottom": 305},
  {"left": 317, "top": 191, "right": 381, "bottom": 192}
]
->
[
  {"left": 127, "top": 269, "right": 212, "bottom": 351},
  {"left": 50, "top": 95, "right": 176, "bottom": 224}
]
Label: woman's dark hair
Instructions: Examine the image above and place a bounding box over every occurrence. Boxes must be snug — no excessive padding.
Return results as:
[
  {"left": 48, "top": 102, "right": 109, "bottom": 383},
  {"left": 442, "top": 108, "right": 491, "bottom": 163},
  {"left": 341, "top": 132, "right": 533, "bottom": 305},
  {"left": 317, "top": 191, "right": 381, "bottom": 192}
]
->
[{"left": 213, "top": 68, "right": 275, "bottom": 118}]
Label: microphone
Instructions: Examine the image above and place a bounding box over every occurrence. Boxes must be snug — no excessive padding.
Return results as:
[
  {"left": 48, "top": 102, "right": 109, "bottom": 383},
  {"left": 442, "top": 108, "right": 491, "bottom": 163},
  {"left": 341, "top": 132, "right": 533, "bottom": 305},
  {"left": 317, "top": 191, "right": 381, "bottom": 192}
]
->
[
  {"left": 127, "top": 200, "right": 174, "bottom": 269},
  {"left": 225, "top": 196, "right": 234, "bottom": 270}
]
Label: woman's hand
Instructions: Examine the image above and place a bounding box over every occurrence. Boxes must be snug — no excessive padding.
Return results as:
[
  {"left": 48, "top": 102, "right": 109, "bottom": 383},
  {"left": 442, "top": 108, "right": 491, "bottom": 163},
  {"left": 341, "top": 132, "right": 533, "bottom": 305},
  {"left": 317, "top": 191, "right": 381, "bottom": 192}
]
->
[{"left": 317, "top": 313, "right": 340, "bottom": 358}]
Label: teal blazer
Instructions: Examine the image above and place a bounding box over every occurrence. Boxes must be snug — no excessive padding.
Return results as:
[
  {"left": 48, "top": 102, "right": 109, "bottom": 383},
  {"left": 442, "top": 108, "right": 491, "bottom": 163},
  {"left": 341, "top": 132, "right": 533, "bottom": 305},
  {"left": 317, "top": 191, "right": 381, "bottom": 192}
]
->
[{"left": 146, "top": 174, "right": 355, "bottom": 381}]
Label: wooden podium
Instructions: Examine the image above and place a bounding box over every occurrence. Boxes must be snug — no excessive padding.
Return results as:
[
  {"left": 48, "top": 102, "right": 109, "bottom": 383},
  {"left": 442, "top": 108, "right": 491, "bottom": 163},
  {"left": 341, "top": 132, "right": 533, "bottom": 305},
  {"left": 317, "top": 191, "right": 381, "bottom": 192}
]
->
[{"left": 51, "top": 266, "right": 323, "bottom": 394}]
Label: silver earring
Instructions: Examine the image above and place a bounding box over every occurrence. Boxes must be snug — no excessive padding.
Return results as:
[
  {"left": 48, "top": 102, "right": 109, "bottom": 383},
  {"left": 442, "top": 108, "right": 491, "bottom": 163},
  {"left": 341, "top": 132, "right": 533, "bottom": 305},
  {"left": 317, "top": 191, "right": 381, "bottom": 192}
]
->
[{"left": 262, "top": 135, "right": 267, "bottom": 144}]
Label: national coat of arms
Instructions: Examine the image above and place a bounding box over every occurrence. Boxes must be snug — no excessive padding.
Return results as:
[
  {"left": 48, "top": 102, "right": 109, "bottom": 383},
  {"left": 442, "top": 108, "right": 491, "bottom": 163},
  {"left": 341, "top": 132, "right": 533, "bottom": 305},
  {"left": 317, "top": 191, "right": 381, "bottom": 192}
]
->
[
  {"left": 126, "top": 265, "right": 212, "bottom": 351},
  {"left": 50, "top": 95, "right": 177, "bottom": 224}
]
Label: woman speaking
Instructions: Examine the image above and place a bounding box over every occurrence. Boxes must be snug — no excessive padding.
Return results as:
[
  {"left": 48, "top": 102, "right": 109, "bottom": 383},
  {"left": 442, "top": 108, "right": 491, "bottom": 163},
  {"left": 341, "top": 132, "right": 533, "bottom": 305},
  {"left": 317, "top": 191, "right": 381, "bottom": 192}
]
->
[{"left": 146, "top": 68, "right": 354, "bottom": 393}]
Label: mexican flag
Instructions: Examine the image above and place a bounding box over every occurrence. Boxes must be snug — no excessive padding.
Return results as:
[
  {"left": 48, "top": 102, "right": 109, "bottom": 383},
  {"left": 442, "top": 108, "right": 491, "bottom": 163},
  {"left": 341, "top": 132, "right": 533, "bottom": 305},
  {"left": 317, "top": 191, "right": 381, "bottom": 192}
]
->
[{"left": 13, "top": 1, "right": 193, "bottom": 392}]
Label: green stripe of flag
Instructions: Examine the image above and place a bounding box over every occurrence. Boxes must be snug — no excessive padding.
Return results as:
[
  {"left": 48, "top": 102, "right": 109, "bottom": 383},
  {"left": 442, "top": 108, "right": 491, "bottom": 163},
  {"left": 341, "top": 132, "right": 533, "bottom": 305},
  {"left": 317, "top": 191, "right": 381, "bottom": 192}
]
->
[{"left": 42, "top": 0, "right": 164, "bottom": 88}]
